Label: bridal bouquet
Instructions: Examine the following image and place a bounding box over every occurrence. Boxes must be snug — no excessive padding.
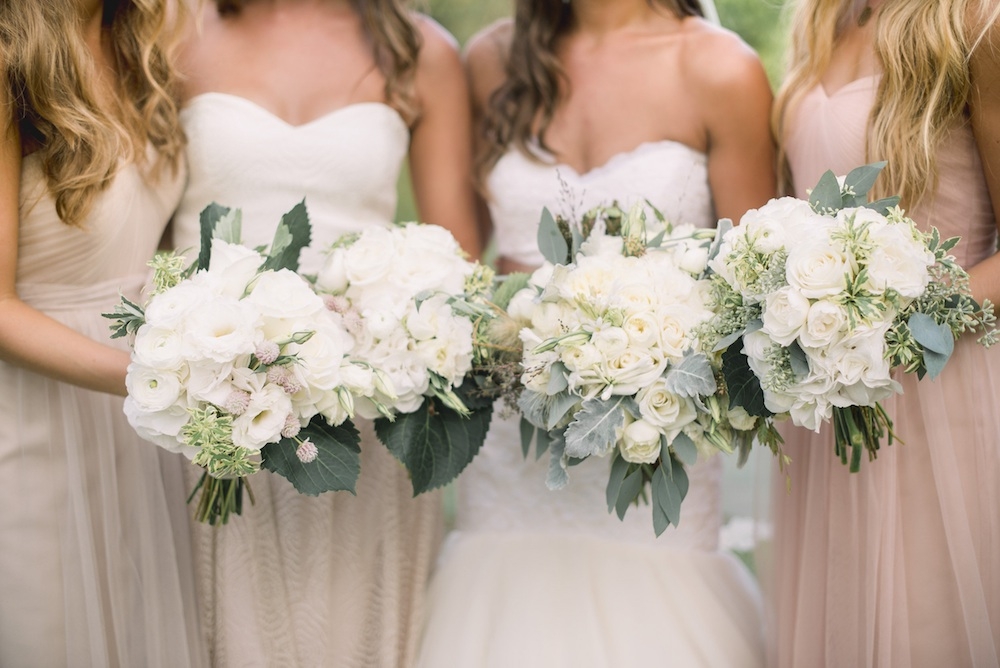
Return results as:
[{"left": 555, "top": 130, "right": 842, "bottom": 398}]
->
[
  {"left": 106, "top": 203, "right": 385, "bottom": 524},
  {"left": 513, "top": 204, "right": 764, "bottom": 535},
  {"left": 313, "top": 222, "right": 495, "bottom": 494},
  {"left": 702, "top": 163, "right": 997, "bottom": 470}
]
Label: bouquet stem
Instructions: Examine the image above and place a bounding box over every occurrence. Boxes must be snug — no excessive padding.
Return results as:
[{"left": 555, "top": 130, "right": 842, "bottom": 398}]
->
[
  {"left": 832, "top": 404, "right": 898, "bottom": 472},
  {"left": 188, "top": 472, "right": 255, "bottom": 525}
]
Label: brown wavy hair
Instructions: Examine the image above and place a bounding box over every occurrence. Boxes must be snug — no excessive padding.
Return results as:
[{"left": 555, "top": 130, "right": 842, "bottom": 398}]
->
[
  {"left": 477, "top": 0, "right": 705, "bottom": 184},
  {"left": 773, "top": 0, "right": 1000, "bottom": 205},
  {"left": 0, "top": 0, "right": 185, "bottom": 227},
  {"left": 214, "top": 0, "right": 422, "bottom": 123}
]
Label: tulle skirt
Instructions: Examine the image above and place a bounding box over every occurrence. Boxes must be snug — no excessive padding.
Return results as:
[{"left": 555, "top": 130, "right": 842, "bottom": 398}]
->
[
  {"left": 0, "top": 281, "right": 206, "bottom": 667},
  {"left": 186, "top": 419, "right": 443, "bottom": 668},
  {"left": 768, "top": 336, "right": 1000, "bottom": 667},
  {"left": 417, "top": 531, "right": 765, "bottom": 668}
]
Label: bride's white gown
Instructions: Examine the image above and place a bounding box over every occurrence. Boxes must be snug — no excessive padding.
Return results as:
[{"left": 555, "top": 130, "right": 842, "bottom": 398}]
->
[
  {"left": 417, "top": 141, "right": 766, "bottom": 667},
  {"left": 172, "top": 93, "right": 443, "bottom": 668}
]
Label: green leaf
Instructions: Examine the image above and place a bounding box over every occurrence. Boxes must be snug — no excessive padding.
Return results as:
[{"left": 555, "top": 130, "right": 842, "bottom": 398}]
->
[
  {"left": 664, "top": 353, "right": 717, "bottom": 398},
  {"left": 491, "top": 273, "right": 530, "bottom": 311},
  {"left": 196, "top": 203, "right": 234, "bottom": 270},
  {"left": 375, "top": 381, "right": 494, "bottom": 495},
  {"left": 535, "top": 427, "right": 552, "bottom": 460},
  {"left": 865, "top": 196, "right": 901, "bottom": 216},
  {"left": 922, "top": 349, "right": 950, "bottom": 380},
  {"left": 546, "top": 433, "right": 569, "bottom": 489},
  {"left": 260, "top": 417, "right": 361, "bottom": 495},
  {"left": 647, "top": 229, "right": 666, "bottom": 249},
  {"left": 843, "top": 162, "right": 887, "bottom": 204},
  {"left": 546, "top": 392, "right": 579, "bottom": 431},
  {"left": 519, "top": 418, "right": 535, "bottom": 459},
  {"left": 671, "top": 431, "right": 698, "bottom": 467},
  {"left": 722, "top": 340, "right": 773, "bottom": 417},
  {"left": 564, "top": 397, "right": 627, "bottom": 458},
  {"left": 909, "top": 313, "right": 955, "bottom": 379},
  {"left": 538, "top": 207, "right": 569, "bottom": 265},
  {"left": 605, "top": 453, "right": 631, "bottom": 513},
  {"left": 517, "top": 390, "right": 550, "bottom": 429},
  {"left": 546, "top": 362, "right": 570, "bottom": 394},
  {"left": 262, "top": 200, "right": 312, "bottom": 273},
  {"left": 809, "top": 170, "right": 843, "bottom": 214},
  {"left": 571, "top": 222, "right": 585, "bottom": 258},
  {"left": 213, "top": 208, "right": 243, "bottom": 245},
  {"left": 788, "top": 340, "right": 810, "bottom": 378},
  {"left": 615, "top": 468, "right": 644, "bottom": 520},
  {"left": 706, "top": 218, "right": 732, "bottom": 266},
  {"left": 652, "top": 459, "right": 689, "bottom": 535}
]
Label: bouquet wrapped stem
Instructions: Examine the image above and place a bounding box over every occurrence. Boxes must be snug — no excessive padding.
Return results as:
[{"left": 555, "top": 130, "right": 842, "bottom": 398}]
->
[
  {"left": 188, "top": 474, "right": 255, "bottom": 526},
  {"left": 832, "top": 404, "right": 896, "bottom": 472}
]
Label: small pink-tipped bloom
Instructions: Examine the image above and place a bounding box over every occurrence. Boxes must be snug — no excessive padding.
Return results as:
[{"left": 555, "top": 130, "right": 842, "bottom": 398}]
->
[
  {"left": 266, "top": 365, "right": 289, "bottom": 385},
  {"left": 280, "top": 376, "right": 303, "bottom": 395},
  {"left": 343, "top": 311, "right": 364, "bottom": 336},
  {"left": 296, "top": 439, "right": 318, "bottom": 463},
  {"left": 255, "top": 340, "right": 281, "bottom": 365},
  {"left": 323, "top": 294, "right": 350, "bottom": 314},
  {"left": 281, "top": 414, "right": 301, "bottom": 439},
  {"left": 223, "top": 390, "right": 252, "bottom": 416}
]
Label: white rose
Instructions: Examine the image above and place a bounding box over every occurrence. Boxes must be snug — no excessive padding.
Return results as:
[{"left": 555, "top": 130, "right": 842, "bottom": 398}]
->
[
  {"left": 133, "top": 325, "right": 185, "bottom": 370},
  {"left": 785, "top": 240, "right": 850, "bottom": 299},
  {"left": 828, "top": 323, "right": 895, "bottom": 393},
  {"left": 677, "top": 244, "right": 710, "bottom": 275},
  {"left": 761, "top": 286, "right": 811, "bottom": 346},
  {"left": 344, "top": 228, "right": 395, "bottom": 286},
  {"left": 636, "top": 378, "right": 698, "bottom": 435},
  {"left": 619, "top": 418, "right": 662, "bottom": 464},
  {"left": 143, "top": 281, "right": 211, "bottom": 328},
  {"left": 726, "top": 405, "right": 757, "bottom": 431},
  {"left": 590, "top": 326, "right": 630, "bottom": 358},
  {"left": 866, "top": 223, "right": 934, "bottom": 298},
  {"left": 125, "top": 363, "right": 184, "bottom": 412},
  {"left": 246, "top": 269, "right": 325, "bottom": 320},
  {"left": 658, "top": 314, "right": 690, "bottom": 360},
  {"left": 560, "top": 343, "right": 602, "bottom": 373},
  {"left": 231, "top": 383, "right": 294, "bottom": 451},
  {"left": 601, "top": 348, "right": 667, "bottom": 397},
  {"left": 622, "top": 312, "right": 660, "bottom": 348},
  {"left": 207, "top": 239, "right": 265, "bottom": 298},
  {"left": 799, "top": 299, "right": 848, "bottom": 348},
  {"left": 181, "top": 297, "right": 258, "bottom": 363},
  {"left": 315, "top": 247, "right": 350, "bottom": 294}
]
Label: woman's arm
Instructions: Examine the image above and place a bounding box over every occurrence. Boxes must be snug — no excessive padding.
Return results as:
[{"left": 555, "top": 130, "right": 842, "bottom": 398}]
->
[
  {"left": 0, "top": 82, "right": 130, "bottom": 396},
  {"left": 967, "top": 7, "right": 1000, "bottom": 305},
  {"left": 408, "top": 17, "right": 482, "bottom": 260},
  {"left": 685, "top": 28, "right": 777, "bottom": 222}
]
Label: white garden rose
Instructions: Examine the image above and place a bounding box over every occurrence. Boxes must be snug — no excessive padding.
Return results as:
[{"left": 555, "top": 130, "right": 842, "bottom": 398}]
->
[
  {"left": 799, "top": 299, "right": 849, "bottom": 348},
  {"left": 125, "top": 363, "right": 184, "bottom": 412},
  {"left": 785, "top": 240, "right": 850, "bottom": 299},
  {"left": 676, "top": 243, "right": 710, "bottom": 276},
  {"left": 590, "top": 326, "right": 630, "bottom": 358},
  {"left": 739, "top": 197, "right": 816, "bottom": 252},
  {"left": 761, "top": 286, "right": 811, "bottom": 346},
  {"left": 636, "top": 378, "right": 698, "bottom": 434},
  {"left": 133, "top": 325, "right": 185, "bottom": 370},
  {"left": 658, "top": 314, "right": 690, "bottom": 360},
  {"left": 231, "top": 383, "right": 294, "bottom": 451},
  {"left": 315, "top": 247, "right": 350, "bottom": 294},
  {"left": 866, "top": 223, "right": 934, "bottom": 298},
  {"left": 619, "top": 418, "right": 662, "bottom": 464},
  {"left": 602, "top": 348, "right": 667, "bottom": 397},
  {"left": 246, "top": 269, "right": 325, "bottom": 320},
  {"left": 560, "top": 343, "right": 602, "bottom": 373},
  {"left": 622, "top": 312, "right": 660, "bottom": 348},
  {"left": 343, "top": 227, "right": 395, "bottom": 286}
]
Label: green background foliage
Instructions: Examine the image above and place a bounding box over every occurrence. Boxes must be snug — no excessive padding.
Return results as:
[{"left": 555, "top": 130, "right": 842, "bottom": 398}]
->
[{"left": 397, "top": 0, "right": 789, "bottom": 221}]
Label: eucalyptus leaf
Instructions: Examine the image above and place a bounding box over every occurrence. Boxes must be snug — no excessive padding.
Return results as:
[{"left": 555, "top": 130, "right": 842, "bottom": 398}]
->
[
  {"left": 722, "top": 341, "right": 773, "bottom": 417},
  {"left": 196, "top": 202, "right": 233, "bottom": 270},
  {"left": 706, "top": 218, "right": 732, "bottom": 266},
  {"left": 647, "top": 229, "right": 666, "bottom": 249},
  {"left": 605, "top": 454, "right": 631, "bottom": 513},
  {"left": 865, "top": 196, "right": 901, "bottom": 216},
  {"left": 652, "top": 460, "right": 689, "bottom": 534},
  {"left": 375, "top": 380, "right": 493, "bottom": 495},
  {"left": 712, "top": 328, "right": 745, "bottom": 353},
  {"left": 809, "top": 170, "right": 843, "bottom": 214},
  {"left": 546, "top": 362, "right": 570, "bottom": 394},
  {"left": 843, "top": 162, "right": 887, "bottom": 203},
  {"left": 519, "top": 418, "right": 535, "bottom": 459},
  {"left": 262, "top": 199, "right": 311, "bottom": 273},
  {"left": 671, "top": 431, "right": 699, "bottom": 467},
  {"left": 663, "top": 353, "right": 717, "bottom": 398},
  {"left": 788, "top": 340, "right": 811, "bottom": 378},
  {"left": 615, "top": 468, "right": 644, "bottom": 520},
  {"left": 571, "top": 223, "right": 584, "bottom": 258},
  {"left": 922, "top": 349, "right": 950, "bottom": 380},
  {"left": 538, "top": 207, "right": 569, "bottom": 266},
  {"left": 535, "top": 427, "right": 552, "bottom": 460},
  {"left": 261, "top": 417, "right": 361, "bottom": 495},
  {"left": 909, "top": 313, "right": 955, "bottom": 356},
  {"left": 564, "top": 397, "right": 627, "bottom": 458}
]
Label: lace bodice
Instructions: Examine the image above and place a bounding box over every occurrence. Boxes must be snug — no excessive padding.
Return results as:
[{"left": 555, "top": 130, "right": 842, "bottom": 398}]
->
[
  {"left": 457, "top": 141, "right": 725, "bottom": 549},
  {"left": 172, "top": 94, "right": 409, "bottom": 273}
]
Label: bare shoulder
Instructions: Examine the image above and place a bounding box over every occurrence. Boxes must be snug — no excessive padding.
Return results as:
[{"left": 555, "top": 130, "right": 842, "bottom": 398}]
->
[
  {"left": 675, "top": 18, "right": 771, "bottom": 100},
  {"left": 413, "top": 14, "right": 462, "bottom": 70},
  {"left": 463, "top": 19, "right": 513, "bottom": 108}
]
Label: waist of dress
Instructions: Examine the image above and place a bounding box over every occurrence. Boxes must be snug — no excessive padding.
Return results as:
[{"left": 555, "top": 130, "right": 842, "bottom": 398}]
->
[{"left": 17, "top": 274, "right": 147, "bottom": 312}]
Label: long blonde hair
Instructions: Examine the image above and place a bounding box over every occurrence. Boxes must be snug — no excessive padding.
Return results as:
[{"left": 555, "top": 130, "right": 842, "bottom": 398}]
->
[
  {"left": 213, "top": 0, "right": 421, "bottom": 123},
  {"left": 0, "top": 0, "right": 185, "bottom": 227},
  {"left": 476, "top": 0, "right": 704, "bottom": 186},
  {"left": 774, "top": 0, "right": 1000, "bottom": 205}
]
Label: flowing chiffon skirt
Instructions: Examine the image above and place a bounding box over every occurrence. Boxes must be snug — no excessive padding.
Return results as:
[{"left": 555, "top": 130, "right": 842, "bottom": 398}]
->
[
  {"left": 770, "top": 335, "right": 1000, "bottom": 667},
  {"left": 186, "top": 419, "right": 443, "bottom": 668},
  {"left": 0, "top": 278, "right": 206, "bottom": 667}
]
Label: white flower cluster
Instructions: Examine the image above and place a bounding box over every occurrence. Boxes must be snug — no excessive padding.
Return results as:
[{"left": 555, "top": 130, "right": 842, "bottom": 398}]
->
[
  {"left": 124, "top": 239, "right": 375, "bottom": 458},
  {"left": 512, "top": 225, "right": 718, "bottom": 465},
  {"left": 314, "top": 223, "right": 476, "bottom": 417},
  {"left": 711, "top": 198, "right": 935, "bottom": 430}
]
